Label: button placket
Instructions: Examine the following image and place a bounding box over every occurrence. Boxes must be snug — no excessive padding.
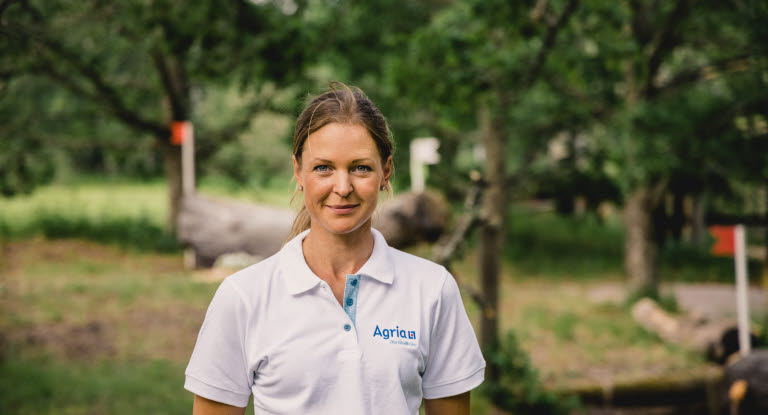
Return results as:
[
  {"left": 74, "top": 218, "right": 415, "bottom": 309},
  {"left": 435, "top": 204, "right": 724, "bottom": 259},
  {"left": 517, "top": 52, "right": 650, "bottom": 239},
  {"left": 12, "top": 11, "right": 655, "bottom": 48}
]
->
[{"left": 342, "top": 274, "right": 360, "bottom": 331}]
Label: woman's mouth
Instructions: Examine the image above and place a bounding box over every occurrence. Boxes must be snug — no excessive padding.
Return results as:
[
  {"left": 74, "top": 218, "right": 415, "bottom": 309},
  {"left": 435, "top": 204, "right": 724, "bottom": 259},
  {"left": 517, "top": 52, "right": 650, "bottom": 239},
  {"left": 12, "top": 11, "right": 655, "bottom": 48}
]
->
[{"left": 326, "top": 204, "right": 359, "bottom": 214}]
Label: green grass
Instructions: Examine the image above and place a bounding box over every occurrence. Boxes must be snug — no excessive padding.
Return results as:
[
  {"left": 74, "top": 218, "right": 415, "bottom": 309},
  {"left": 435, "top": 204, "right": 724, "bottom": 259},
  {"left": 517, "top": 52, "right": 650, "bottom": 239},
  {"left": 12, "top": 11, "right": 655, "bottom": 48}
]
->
[
  {"left": 0, "top": 176, "right": 294, "bottom": 252},
  {"left": 0, "top": 359, "right": 191, "bottom": 415},
  {"left": 0, "top": 178, "right": 173, "bottom": 250}
]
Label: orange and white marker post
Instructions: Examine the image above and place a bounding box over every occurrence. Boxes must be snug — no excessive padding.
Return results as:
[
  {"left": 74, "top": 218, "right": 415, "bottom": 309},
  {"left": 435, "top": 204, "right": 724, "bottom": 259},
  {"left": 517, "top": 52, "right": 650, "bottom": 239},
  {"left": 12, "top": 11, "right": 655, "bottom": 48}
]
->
[
  {"left": 709, "top": 224, "right": 751, "bottom": 356},
  {"left": 734, "top": 224, "right": 751, "bottom": 356},
  {"left": 171, "top": 121, "right": 195, "bottom": 196}
]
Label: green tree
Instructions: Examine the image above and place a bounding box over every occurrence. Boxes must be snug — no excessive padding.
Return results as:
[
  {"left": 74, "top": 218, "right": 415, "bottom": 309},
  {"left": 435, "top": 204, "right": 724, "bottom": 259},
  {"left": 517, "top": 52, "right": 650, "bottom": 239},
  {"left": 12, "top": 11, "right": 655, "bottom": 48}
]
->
[
  {"left": 571, "top": 0, "right": 768, "bottom": 298},
  {"left": 398, "top": 0, "right": 581, "bottom": 395},
  {"left": 1, "top": 0, "right": 315, "bottom": 230}
]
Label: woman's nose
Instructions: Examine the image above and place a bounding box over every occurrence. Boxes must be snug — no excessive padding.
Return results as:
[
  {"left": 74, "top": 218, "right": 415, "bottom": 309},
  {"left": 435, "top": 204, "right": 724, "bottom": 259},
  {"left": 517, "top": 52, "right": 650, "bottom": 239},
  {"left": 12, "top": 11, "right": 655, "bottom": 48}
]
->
[{"left": 334, "top": 172, "right": 353, "bottom": 196}]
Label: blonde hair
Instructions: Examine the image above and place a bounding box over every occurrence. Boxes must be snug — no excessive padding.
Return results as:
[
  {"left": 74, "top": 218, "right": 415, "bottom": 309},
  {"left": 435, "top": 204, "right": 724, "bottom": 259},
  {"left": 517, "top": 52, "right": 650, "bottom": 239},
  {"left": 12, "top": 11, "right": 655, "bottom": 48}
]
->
[{"left": 286, "top": 82, "right": 395, "bottom": 241}]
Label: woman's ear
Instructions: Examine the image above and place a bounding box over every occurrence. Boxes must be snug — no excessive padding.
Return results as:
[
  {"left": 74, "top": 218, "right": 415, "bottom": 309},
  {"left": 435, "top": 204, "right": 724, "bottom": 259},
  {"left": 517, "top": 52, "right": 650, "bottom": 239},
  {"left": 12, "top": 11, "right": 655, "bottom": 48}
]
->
[
  {"left": 382, "top": 156, "right": 393, "bottom": 186},
  {"left": 293, "top": 155, "right": 303, "bottom": 187}
]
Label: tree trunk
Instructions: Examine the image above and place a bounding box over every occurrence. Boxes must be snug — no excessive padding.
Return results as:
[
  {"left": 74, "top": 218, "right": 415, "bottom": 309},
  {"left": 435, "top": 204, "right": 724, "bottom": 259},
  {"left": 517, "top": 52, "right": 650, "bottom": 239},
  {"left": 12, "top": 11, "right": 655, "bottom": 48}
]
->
[
  {"left": 651, "top": 193, "right": 668, "bottom": 248},
  {"left": 153, "top": 50, "right": 191, "bottom": 235},
  {"left": 625, "top": 182, "right": 666, "bottom": 299},
  {"left": 763, "top": 185, "right": 768, "bottom": 287},
  {"left": 161, "top": 141, "right": 183, "bottom": 233},
  {"left": 691, "top": 193, "right": 707, "bottom": 245},
  {"left": 670, "top": 190, "right": 685, "bottom": 241},
  {"left": 478, "top": 103, "right": 505, "bottom": 383}
]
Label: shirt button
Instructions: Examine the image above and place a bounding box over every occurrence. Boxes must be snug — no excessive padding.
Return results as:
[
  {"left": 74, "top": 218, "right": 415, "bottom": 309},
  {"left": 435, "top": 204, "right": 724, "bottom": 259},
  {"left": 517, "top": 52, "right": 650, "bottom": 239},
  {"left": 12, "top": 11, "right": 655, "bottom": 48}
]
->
[
  {"left": 345, "top": 298, "right": 353, "bottom": 306},
  {"left": 344, "top": 324, "right": 351, "bottom": 331},
  {"left": 350, "top": 279, "right": 358, "bottom": 286}
]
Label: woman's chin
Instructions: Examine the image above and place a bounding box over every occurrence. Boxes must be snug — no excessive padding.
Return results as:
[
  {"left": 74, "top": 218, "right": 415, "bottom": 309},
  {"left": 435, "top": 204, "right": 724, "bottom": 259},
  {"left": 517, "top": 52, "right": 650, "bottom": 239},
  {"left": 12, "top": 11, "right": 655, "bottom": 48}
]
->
[{"left": 314, "top": 218, "right": 370, "bottom": 236}]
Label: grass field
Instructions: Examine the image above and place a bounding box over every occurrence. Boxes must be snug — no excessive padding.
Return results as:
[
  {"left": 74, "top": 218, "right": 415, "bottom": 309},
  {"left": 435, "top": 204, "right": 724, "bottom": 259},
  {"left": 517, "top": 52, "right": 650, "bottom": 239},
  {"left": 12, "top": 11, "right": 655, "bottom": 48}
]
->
[{"left": 0, "top": 179, "right": 761, "bottom": 414}]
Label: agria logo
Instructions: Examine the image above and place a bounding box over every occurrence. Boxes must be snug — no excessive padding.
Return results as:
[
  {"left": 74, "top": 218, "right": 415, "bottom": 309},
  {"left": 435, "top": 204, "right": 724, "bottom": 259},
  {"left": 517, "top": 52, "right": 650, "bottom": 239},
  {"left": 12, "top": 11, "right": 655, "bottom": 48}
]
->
[{"left": 373, "top": 325, "right": 416, "bottom": 340}]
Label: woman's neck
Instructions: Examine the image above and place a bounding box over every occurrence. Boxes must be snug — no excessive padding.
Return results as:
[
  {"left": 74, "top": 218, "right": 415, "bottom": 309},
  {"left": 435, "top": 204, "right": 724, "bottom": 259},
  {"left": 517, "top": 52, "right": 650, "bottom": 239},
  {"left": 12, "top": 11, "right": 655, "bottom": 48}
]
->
[{"left": 301, "top": 223, "right": 374, "bottom": 284}]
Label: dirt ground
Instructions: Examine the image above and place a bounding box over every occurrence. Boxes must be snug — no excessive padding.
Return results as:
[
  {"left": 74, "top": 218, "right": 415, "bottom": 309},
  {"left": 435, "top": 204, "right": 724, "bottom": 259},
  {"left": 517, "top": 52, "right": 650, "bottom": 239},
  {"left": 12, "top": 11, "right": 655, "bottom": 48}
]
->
[
  {"left": 588, "top": 282, "right": 768, "bottom": 321},
  {"left": 2, "top": 238, "right": 765, "bottom": 414}
]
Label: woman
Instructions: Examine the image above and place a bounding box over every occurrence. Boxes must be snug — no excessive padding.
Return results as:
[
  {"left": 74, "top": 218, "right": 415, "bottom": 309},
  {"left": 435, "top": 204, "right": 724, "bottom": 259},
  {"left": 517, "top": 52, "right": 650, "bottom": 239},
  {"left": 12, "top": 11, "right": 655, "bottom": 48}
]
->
[{"left": 185, "top": 83, "right": 485, "bottom": 414}]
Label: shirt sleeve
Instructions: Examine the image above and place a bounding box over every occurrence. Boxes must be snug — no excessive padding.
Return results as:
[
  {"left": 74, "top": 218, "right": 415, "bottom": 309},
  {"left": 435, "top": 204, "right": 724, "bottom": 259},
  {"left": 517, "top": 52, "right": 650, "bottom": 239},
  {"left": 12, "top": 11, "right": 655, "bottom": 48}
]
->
[
  {"left": 421, "top": 270, "right": 486, "bottom": 399},
  {"left": 185, "top": 278, "right": 252, "bottom": 407}
]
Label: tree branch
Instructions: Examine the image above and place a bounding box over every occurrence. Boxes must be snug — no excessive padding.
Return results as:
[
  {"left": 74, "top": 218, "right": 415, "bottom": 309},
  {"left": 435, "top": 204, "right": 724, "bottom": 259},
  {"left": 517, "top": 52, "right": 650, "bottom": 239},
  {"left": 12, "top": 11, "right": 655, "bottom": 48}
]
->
[
  {"left": 36, "top": 35, "right": 168, "bottom": 138},
  {"left": 151, "top": 49, "right": 188, "bottom": 121},
  {"left": 642, "top": 0, "right": 692, "bottom": 97},
  {"left": 520, "top": 0, "right": 580, "bottom": 90},
  {"left": 654, "top": 54, "right": 752, "bottom": 94},
  {"left": 3, "top": 0, "right": 168, "bottom": 138},
  {"left": 431, "top": 174, "right": 486, "bottom": 309}
]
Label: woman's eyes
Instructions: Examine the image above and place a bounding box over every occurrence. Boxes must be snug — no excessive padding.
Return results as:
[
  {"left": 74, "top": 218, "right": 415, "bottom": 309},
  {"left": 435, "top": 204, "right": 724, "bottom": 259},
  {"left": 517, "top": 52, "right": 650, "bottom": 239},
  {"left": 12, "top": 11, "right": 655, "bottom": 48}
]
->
[{"left": 312, "top": 165, "right": 372, "bottom": 173}]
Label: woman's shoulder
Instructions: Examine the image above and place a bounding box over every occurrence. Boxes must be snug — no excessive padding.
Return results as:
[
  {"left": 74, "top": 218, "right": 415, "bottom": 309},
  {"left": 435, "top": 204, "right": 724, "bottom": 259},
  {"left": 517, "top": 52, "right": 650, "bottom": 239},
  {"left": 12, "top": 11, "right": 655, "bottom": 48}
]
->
[
  {"left": 222, "top": 251, "right": 283, "bottom": 292},
  {"left": 387, "top": 246, "right": 450, "bottom": 284}
]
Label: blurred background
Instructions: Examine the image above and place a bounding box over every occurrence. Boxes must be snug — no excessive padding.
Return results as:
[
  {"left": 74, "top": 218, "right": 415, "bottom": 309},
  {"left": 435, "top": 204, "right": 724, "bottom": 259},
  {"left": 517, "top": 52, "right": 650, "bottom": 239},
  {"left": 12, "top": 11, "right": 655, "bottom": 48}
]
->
[{"left": 1, "top": 0, "right": 768, "bottom": 414}]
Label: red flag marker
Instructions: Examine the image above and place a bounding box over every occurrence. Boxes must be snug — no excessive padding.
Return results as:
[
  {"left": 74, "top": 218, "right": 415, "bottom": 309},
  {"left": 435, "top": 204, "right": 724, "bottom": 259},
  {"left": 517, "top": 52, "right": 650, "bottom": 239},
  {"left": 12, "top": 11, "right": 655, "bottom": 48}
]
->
[
  {"left": 709, "top": 225, "right": 735, "bottom": 257},
  {"left": 171, "top": 121, "right": 191, "bottom": 145}
]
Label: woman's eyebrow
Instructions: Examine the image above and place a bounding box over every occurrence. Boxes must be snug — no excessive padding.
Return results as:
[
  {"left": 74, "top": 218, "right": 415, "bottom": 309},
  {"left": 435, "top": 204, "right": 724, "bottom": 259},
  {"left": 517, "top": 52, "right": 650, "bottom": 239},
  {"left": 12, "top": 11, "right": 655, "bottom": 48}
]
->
[{"left": 311, "top": 158, "right": 374, "bottom": 164}]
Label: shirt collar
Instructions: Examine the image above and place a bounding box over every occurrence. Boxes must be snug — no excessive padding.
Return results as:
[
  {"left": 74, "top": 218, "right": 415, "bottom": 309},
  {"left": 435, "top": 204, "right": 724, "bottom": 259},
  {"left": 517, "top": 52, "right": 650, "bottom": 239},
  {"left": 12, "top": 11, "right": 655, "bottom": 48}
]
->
[{"left": 280, "top": 228, "right": 395, "bottom": 295}]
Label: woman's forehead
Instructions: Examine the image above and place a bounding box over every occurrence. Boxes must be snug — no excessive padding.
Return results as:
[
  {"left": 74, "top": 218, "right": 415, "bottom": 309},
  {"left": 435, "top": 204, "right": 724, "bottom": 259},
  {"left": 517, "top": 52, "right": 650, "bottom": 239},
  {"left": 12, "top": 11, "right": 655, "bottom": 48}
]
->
[{"left": 303, "top": 123, "right": 380, "bottom": 161}]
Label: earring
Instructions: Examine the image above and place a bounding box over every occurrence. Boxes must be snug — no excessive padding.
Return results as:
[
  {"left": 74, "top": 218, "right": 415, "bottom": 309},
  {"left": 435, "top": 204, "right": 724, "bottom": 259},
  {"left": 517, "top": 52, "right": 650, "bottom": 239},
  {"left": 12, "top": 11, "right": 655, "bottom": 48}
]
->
[
  {"left": 298, "top": 185, "right": 303, "bottom": 191},
  {"left": 380, "top": 185, "right": 386, "bottom": 191}
]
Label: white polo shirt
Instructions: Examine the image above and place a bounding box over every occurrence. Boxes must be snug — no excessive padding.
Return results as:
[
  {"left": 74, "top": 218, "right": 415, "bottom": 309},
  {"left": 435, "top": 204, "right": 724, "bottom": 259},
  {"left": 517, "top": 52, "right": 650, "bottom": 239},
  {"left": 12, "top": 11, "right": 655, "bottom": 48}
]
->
[{"left": 185, "top": 228, "right": 485, "bottom": 414}]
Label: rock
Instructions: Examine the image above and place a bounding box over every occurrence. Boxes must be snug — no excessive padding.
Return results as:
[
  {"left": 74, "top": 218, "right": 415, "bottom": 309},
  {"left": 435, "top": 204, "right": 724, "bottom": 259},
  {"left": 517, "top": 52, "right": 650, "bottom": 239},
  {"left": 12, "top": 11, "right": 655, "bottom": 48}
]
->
[
  {"left": 374, "top": 191, "right": 451, "bottom": 249},
  {"left": 721, "top": 349, "right": 768, "bottom": 415}
]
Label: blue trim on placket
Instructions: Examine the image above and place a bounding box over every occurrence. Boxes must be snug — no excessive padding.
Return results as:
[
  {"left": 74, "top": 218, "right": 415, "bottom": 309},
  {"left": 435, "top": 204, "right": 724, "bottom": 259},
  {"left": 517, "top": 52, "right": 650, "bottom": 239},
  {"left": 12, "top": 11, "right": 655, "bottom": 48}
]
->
[{"left": 343, "top": 274, "right": 360, "bottom": 326}]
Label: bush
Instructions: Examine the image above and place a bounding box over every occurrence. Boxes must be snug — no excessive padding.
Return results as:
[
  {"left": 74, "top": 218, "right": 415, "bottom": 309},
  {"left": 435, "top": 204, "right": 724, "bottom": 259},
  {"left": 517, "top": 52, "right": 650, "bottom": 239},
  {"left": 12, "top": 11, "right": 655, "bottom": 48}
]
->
[
  {"left": 505, "top": 209, "right": 624, "bottom": 277},
  {"left": 480, "top": 331, "right": 580, "bottom": 415},
  {"left": 0, "top": 211, "right": 180, "bottom": 253},
  {"left": 35, "top": 213, "right": 181, "bottom": 253}
]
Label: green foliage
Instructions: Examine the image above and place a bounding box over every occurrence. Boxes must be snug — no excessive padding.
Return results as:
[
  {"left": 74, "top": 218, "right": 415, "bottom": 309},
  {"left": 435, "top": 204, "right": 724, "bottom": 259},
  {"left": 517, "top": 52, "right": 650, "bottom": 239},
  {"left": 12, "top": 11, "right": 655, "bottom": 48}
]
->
[
  {"left": 30, "top": 213, "right": 180, "bottom": 253},
  {"left": 481, "top": 331, "right": 580, "bottom": 415},
  {"left": 0, "top": 0, "right": 324, "bottom": 195},
  {"left": 202, "top": 111, "right": 294, "bottom": 187},
  {"left": 504, "top": 209, "right": 625, "bottom": 277},
  {"left": 0, "top": 135, "right": 57, "bottom": 197},
  {"left": 503, "top": 207, "right": 760, "bottom": 283}
]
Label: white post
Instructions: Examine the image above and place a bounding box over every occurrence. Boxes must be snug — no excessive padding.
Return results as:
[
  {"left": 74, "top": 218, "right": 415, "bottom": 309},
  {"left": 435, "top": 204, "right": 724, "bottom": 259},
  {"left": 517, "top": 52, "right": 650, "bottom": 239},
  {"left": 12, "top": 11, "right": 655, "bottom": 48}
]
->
[
  {"left": 181, "top": 122, "right": 195, "bottom": 195},
  {"left": 734, "top": 224, "right": 751, "bottom": 356},
  {"left": 410, "top": 137, "right": 440, "bottom": 193}
]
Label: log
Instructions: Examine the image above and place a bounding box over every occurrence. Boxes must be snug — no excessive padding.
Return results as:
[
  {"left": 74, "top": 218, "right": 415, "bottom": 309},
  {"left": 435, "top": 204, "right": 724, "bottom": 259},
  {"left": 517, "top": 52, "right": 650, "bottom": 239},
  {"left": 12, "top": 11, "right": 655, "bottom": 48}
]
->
[
  {"left": 178, "top": 194, "right": 294, "bottom": 267},
  {"left": 178, "top": 191, "right": 452, "bottom": 268},
  {"left": 373, "top": 190, "right": 451, "bottom": 249},
  {"left": 631, "top": 298, "right": 763, "bottom": 364}
]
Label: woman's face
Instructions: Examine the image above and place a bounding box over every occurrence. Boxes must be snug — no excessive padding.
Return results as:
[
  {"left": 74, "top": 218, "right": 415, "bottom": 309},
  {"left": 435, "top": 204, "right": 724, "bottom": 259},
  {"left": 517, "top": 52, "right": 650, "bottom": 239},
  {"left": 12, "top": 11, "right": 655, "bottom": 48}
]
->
[{"left": 294, "top": 122, "right": 392, "bottom": 237}]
